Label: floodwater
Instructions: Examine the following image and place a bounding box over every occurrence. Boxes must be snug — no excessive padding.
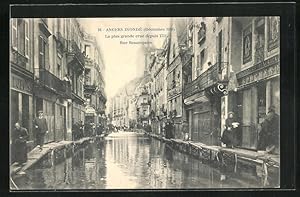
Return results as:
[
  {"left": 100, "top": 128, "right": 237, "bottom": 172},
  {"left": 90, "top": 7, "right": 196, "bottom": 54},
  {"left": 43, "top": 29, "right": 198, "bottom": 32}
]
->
[{"left": 13, "top": 132, "right": 279, "bottom": 190}]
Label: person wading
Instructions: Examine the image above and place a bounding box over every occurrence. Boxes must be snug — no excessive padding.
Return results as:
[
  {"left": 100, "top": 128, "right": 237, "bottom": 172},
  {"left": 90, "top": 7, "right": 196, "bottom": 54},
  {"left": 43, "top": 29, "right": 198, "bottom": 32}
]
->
[
  {"left": 12, "top": 122, "right": 29, "bottom": 166},
  {"left": 33, "top": 110, "right": 48, "bottom": 151}
]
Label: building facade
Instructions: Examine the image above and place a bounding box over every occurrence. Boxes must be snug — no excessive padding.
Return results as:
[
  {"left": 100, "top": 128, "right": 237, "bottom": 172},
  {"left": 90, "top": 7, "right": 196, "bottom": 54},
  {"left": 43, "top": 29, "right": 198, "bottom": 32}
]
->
[
  {"left": 83, "top": 32, "right": 106, "bottom": 127},
  {"left": 167, "top": 18, "right": 188, "bottom": 139},
  {"left": 180, "top": 17, "right": 280, "bottom": 149},
  {"left": 10, "top": 18, "right": 35, "bottom": 147},
  {"left": 10, "top": 18, "right": 107, "bottom": 146},
  {"left": 227, "top": 17, "right": 280, "bottom": 150}
]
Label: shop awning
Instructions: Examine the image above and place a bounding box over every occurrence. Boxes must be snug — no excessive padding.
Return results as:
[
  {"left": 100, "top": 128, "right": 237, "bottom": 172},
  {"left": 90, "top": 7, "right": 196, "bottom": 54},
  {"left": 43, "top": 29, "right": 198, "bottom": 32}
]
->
[{"left": 183, "top": 91, "right": 208, "bottom": 105}]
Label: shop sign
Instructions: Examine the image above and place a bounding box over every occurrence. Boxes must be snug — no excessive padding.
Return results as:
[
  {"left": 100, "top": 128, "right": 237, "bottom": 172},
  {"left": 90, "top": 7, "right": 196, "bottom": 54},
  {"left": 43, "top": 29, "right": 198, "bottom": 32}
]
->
[
  {"left": 267, "top": 17, "right": 279, "bottom": 52},
  {"left": 237, "top": 58, "right": 279, "bottom": 87},
  {"left": 11, "top": 74, "right": 33, "bottom": 93},
  {"left": 243, "top": 25, "right": 252, "bottom": 64}
]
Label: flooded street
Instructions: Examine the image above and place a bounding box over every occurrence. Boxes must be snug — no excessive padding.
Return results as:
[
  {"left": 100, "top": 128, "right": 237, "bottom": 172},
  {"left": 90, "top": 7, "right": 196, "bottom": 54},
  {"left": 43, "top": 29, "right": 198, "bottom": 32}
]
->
[{"left": 14, "top": 132, "right": 278, "bottom": 190}]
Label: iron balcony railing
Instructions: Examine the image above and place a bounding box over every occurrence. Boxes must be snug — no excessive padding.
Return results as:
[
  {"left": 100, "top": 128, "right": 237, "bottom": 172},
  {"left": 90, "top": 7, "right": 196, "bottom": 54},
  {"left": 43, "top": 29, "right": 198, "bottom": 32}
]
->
[
  {"left": 183, "top": 62, "right": 229, "bottom": 98},
  {"left": 11, "top": 49, "right": 28, "bottom": 68},
  {"left": 35, "top": 68, "right": 72, "bottom": 98}
]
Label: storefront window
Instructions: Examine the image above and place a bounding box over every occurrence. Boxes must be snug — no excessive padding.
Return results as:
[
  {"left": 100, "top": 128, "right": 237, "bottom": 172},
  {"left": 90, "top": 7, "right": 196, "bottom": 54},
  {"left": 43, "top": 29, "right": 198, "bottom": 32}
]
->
[{"left": 257, "top": 82, "right": 266, "bottom": 124}]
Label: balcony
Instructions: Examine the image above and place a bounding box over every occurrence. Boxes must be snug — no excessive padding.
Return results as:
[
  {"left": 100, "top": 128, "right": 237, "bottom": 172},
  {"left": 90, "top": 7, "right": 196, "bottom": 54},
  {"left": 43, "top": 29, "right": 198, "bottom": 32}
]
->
[
  {"left": 35, "top": 68, "right": 71, "bottom": 98},
  {"left": 10, "top": 49, "right": 28, "bottom": 68},
  {"left": 183, "top": 62, "right": 229, "bottom": 98},
  {"left": 67, "top": 40, "right": 85, "bottom": 74}
]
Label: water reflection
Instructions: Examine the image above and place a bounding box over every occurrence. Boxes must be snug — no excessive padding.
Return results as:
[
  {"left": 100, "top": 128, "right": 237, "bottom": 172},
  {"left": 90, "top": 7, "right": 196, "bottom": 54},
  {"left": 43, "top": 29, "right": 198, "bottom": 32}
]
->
[{"left": 13, "top": 133, "right": 278, "bottom": 189}]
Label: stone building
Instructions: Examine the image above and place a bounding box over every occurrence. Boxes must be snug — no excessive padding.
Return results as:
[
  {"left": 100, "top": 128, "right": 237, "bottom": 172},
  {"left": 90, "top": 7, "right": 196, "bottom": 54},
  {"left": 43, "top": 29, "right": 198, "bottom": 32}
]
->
[
  {"left": 167, "top": 18, "right": 188, "bottom": 139},
  {"left": 10, "top": 18, "right": 107, "bottom": 145},
  {"left": 181, "top": 17, "right": 280, "bottom": 149},
  {"left": 83, "top": 32, "right": 106, "bottom": 127},
  {"left": 10, "top": 18, "right": 35, "bottom": 147}
]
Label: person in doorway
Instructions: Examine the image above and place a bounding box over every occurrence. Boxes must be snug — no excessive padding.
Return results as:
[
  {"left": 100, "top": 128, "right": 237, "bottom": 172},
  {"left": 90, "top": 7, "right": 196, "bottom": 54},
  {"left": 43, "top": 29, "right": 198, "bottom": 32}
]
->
[
  {"left": 72, "top": 122, "right": 80, "bottom": 140},
  {"left": 182, "top": 121, "right": 189, "bottom": 141},
  {"left": 221, "top": 112, "right": 240, "bottom": 148},
  {"left": 12, "top": 122, "right": 29, "bottom": 166},
  {"left": 165, "top": 119, "right": 174, "bottom": 139},
  {"left": 257, "top": 106, "right": 280, "bottom": 153},
  {"left": 33, "top": 110, "right": 48, "bottom": 151}
]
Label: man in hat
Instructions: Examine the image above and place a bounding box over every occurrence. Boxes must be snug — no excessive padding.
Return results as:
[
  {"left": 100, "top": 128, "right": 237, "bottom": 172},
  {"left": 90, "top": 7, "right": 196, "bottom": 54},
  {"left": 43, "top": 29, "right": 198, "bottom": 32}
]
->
[
  {"left": 33, "top": 110, "right": 48, "bottom": 151},
  {"left": 257, "top": 105, "right": 280, "bottom": 153}
]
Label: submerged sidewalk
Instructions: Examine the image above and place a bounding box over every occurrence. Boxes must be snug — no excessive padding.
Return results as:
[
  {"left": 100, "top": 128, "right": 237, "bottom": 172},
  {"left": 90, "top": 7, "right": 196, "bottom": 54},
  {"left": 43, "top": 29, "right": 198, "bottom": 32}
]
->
[
  {"left": 10, "top": 137, "right": 96, "bottom": 176},
  {"left": 144, "top": 132, "right": 279, "bottom": 178}
]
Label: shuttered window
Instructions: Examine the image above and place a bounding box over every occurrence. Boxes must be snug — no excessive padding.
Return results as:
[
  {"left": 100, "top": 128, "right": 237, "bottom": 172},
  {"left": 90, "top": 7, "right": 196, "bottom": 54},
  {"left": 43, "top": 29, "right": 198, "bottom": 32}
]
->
[
  {"left": 11, "top": 19, "right": 18, "bottom": 50},
  {"left": 25, "top": 20, "right": 29, "bottom": 58}
]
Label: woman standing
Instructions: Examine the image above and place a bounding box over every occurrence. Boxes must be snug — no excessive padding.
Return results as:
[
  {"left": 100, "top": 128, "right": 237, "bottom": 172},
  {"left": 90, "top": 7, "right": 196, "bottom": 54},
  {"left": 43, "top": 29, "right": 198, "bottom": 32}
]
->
[{"left": 221, "top": 112, "right": 240, "bottom": 148}]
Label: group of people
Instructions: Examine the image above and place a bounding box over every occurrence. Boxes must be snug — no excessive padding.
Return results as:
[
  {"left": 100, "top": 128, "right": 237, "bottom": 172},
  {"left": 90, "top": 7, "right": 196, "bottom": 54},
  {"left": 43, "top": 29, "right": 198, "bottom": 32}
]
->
[
  {"left": 12, "top": 110, "right": 108, "bottom": 166},
  {"left": 221, "top": 106, "right": 280, "bottom": 153},
  {"left": 11, "top": 110, "right": 48, "bottom": 166}
]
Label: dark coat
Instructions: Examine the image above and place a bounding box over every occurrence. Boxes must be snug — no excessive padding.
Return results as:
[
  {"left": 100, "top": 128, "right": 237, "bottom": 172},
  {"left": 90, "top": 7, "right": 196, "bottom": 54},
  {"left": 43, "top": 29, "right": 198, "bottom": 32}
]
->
[
  {"left": 33, "top": 117, "right": 48, "bottom": 135},
  {"left": 12, "top": 127, "right": 29, "bottom": 163},
  {"left": 221, "top": 117, "right": 239, "bottom": 146},
  {"left": 257, "top": 112, "right": 280, "bottom": 150}
]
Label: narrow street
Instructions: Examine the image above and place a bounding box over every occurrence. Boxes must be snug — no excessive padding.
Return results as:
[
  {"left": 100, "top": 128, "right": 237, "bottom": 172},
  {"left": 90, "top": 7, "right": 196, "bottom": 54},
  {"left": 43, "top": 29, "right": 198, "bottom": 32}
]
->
[
  {"left": 10, "top": 16, "right": 281, "bottom": 190},
  {"left": 13, "top": 132, "right": 278, "bottom": 189}
]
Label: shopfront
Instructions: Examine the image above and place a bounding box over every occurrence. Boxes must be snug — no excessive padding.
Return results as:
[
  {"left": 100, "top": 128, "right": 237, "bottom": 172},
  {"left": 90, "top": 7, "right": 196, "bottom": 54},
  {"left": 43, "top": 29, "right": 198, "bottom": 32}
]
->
[
  {"left": 10, "top": 73, "right": 34, "bottom": 142},
  {"left": 236, "top": 54, "right": 280, "bottom": 150}
]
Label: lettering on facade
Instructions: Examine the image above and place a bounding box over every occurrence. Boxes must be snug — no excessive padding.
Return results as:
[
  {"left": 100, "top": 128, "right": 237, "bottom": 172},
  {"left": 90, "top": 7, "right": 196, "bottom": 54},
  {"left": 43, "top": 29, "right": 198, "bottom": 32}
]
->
[
  {"left": 243, "top": 25, "right": 252, "bottom": 64},
  {"left": 237, "top": 63, "right": 279, "bottom": 87},
  {"left": 267, "top": 17, "right": 279, "bottom": 52},
  {"left": 11, "top": 74, "right": 33, "bottom": 93}
]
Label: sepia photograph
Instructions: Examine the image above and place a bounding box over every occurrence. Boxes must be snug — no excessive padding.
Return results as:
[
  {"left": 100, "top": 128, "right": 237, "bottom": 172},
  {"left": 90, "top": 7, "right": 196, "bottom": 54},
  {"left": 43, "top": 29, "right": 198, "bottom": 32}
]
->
[{"left": 9, "top": 16, "right": 280, "bottom": 190}]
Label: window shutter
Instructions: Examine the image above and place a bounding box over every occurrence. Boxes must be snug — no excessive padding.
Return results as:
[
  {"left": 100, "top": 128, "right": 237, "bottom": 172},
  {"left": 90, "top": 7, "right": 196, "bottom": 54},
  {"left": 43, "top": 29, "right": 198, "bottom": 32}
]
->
[
  {"left": 11, "top": 19, "right": 18, "bottom": 50},
  {"left": 39, "top": 36, "right": 45, "bottom": 69},
  {"left": 25, "top": 20, "right": 29, "bottom": 57}
]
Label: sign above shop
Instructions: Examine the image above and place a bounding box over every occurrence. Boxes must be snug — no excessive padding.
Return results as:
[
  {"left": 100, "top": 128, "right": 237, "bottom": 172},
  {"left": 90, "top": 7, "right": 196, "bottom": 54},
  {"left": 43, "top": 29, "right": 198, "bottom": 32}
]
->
[
  {"left": 11, "top": 74, "right": 33, "bottom": 94},
  {"left": 236, "top": 55, "right": 279, "bottom": 87}
]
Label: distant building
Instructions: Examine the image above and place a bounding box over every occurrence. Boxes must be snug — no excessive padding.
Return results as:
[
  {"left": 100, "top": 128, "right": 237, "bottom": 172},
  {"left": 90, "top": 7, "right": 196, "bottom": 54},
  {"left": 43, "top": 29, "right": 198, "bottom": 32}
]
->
[{"left": 83, "top": 31, "right": 106, "bottom": 127}]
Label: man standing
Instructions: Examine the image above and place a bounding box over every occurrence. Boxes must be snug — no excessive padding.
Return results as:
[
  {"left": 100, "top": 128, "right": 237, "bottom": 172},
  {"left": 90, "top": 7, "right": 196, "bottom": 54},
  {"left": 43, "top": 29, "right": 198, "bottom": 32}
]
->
[
  {"left": 33, "top": 110, "right": 48, "bottom": 151},
  {"left": 12, "top": 122, "right": 29, "bottom": 165},
  {"left": 257, "top": 106, "right": 280, "bottom": 153}
]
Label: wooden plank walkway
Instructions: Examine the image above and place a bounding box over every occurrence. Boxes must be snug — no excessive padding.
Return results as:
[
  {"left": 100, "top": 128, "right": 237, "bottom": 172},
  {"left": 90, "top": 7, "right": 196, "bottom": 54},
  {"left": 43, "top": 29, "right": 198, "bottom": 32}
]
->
[
  {"left": 10, "top": 137, "right": 93, "bottom": 176},
  {"left": 144, "top": 131, "right": 279, "bottom": 177}
]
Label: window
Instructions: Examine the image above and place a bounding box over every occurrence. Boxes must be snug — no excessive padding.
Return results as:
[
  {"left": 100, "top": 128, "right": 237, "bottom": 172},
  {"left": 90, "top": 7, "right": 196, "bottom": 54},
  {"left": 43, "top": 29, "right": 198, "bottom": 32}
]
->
[
  {"left": 172, "top": 43, "right": 176, "bottom": 58},
  {"left": 57, "top": 53, "right": 62, "bottom": 78},
  {"left": 200, "top": 49, "right": 205, "bottom": 70},
  {"left": 11, "top": 19, "right": 17, "bottom": 50},
  {"left": 85, "top": 45, "right": 91, "bottom": 57},
  {"left": 24, "top": 20, "right": 29, "bottom": 57},
  {"left": 85, "top": 68, "right": 91, "bottom": 85},
  {"left": 57, "top": 18, "right": 61, "bottom": 33},
  {"left": 188, "top": 26, "right": 193, "bottom": 48},
  {"left": 39, "top": 36, "right": 46, "bottom": 69}
]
